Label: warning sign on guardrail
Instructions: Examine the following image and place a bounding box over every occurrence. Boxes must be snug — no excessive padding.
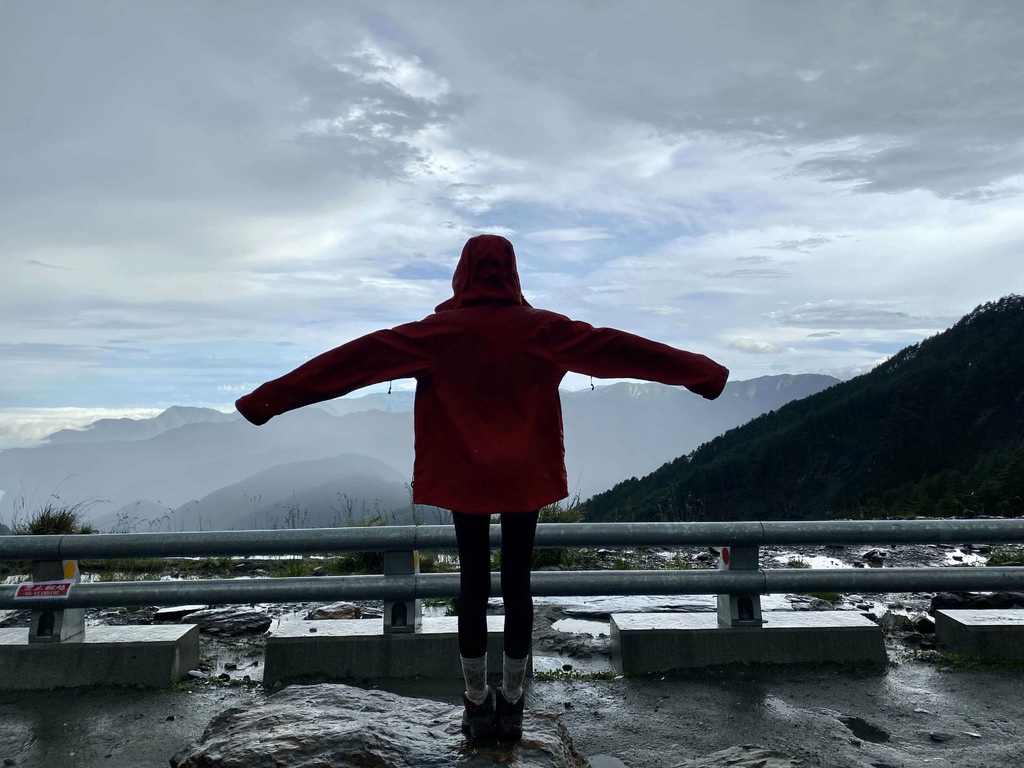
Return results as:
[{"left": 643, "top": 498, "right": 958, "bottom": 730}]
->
[{"left": 13, "top": 580, "right": 74, "bottom": 600}]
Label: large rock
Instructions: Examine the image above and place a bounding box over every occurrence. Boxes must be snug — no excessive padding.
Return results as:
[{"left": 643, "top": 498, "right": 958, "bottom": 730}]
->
[
  {"left": 171, "top": 683, "right": 590, "bottom": 768},
  {"left": 182, "top": 607, "right": 272, "bottom": 636},
  {"left": 305, "top": 602, "right": 362, "bottom": 620},
  {"left": 154, "top": 605, "right": 207, "bottom": 622},
  {"left": 874, "top": 610, "right": 914, "bottom": 633}
]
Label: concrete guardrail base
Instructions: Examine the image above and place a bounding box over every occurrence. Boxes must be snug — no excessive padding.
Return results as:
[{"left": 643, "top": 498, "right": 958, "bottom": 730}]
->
[
  {"left": 935, "top": 608, "right": 1024, "bottom": 661},
  {"left": 264, "top": 615, "right": 528, "bottom": 686},
  {"left": 0, "top": 624, "right": 200, "bottom": 690},
  {"left": 611, "top": 611, "right": 886, "bottom": 674}
]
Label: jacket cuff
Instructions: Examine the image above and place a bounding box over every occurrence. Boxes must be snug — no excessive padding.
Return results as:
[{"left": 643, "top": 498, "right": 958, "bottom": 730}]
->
[
  {"left": 697, "top": 363, "right": 730, "bottom": 400},
  {"left": 235, "top": 390, "right": 274, "bottom": 426}
]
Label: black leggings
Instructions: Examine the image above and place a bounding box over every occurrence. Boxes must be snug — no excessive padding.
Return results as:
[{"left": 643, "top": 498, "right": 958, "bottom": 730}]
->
[{"left": 452, "top": 510, "right": 539, "bottom": 660}]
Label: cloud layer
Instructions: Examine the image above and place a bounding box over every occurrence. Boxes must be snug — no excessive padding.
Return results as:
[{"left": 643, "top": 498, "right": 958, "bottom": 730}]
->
[{"left": 1, "top": 0, "right": 1022, "bottom": 420}]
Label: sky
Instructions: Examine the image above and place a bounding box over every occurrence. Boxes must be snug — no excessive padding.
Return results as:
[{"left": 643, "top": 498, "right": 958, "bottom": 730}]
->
[{"left": 1, "top": 0, "right": 1023, "bottom": 449}]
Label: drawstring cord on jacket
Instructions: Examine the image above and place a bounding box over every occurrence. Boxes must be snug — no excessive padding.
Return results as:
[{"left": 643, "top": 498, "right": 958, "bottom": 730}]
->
[{"left": 388, "top": 381, "right": 392, "bottom": 395}]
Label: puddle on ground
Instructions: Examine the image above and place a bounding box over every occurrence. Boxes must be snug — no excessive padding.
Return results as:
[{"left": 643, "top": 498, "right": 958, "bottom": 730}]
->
[
  {"left": 533, "top": 654, "right": 614, "bottom": 676},
  {"left": 204, "top": 638, "right": 266, "bottom": 683},
  {"left": 552, "top": 618, "right": 608, "bottom": 637},
  {"left": 944, "top": 548, "right": 987, "bottom": 566}
]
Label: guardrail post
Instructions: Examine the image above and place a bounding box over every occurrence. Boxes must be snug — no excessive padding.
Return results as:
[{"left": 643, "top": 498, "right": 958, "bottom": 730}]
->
[
  {"left": 28, "top": 560, "right": 84, "bottom": 643},
  {"left": 383, "top": 550, "right": 421, "bottom": 633},
  {"left": 717, "top": 546, "right": 763, "bottom": 628}
]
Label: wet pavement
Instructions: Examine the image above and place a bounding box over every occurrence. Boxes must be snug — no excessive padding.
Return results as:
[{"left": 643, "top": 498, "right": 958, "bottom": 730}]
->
[
  {"left": 537, "top": 660, "right": 1024, "bottom": 767},
  {"left": 2, "top": 649, "right": 1023, "bottom": 768}
]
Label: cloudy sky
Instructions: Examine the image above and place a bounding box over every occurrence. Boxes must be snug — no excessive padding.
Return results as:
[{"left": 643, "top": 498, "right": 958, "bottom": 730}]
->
[{"left": 1, "top": 0, "right": 1022, "bottom": 447}]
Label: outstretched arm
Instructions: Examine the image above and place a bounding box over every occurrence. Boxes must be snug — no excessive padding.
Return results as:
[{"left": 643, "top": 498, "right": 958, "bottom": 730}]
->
[
  {"left": 235, "top": 323, "right": 433, "bottom": 425},
  {"left": 541, "top": 316, "right": 729, "bottom": 399}
]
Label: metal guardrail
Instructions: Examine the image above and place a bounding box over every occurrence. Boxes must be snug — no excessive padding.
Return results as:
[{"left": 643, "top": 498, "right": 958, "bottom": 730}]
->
[
  {"left": 3, "top": 519, "right": 1024, "bottom": 561},
  {"left": 2, "top": 568, "right": 1024, "bottom": 610},
  {"left": 1, "top": 520, "right": 1023, "bottom": 612}
]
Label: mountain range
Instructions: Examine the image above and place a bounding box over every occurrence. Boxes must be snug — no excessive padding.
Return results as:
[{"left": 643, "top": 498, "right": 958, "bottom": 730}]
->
[
  {"left": 0, "top": 373, "right": 838, "bottom": 531},
  {"left": 137, "top": 454, "right": 418, "bottom": 533},
  {"left": 583, "top": 296, "right": 1024, "bottom": 523},
  {"left": 43, "top": 406, "right": 240, "bottom": 444}
]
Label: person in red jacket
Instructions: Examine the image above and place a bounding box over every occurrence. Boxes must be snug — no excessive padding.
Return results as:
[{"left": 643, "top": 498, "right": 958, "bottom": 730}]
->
[{"left": 236, "top": 234, "right": 729, "bottom": 740}]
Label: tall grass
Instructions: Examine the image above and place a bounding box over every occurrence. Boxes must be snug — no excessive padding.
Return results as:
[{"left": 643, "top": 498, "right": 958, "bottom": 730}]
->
[{"left": 12, "top": 500, "right": 98, "bottom": 535}]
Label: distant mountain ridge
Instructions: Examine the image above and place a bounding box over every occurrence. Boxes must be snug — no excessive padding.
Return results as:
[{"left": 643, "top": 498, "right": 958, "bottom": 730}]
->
[
  {"left": 314, "top": 391, "right": 416, "bottom": 418},
  {"left": 559, "top": 374, "right": 838, "bottom": 497},
  {"left": 1, "top": 408, "right": 415, "bottom": 526},
  {"left": 583, "top": 295, "right": 1024, "bottom": 523},
  {"left": 93, "top": 454, "right": 413, "bottom": 532},
  {"left": 44, "top": 406, "right": 238, "bottom": 444},
  {"left": 1, "top": 374, "right": 839, "bottom": 530}
]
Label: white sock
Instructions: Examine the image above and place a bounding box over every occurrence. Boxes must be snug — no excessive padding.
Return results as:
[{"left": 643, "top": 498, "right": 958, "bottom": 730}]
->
[
  {"left": 461, "top": 654, "right": 489, "bottom": 705},
  {"left": 502, "top": 652, "right": 528, "bottom": 703}
]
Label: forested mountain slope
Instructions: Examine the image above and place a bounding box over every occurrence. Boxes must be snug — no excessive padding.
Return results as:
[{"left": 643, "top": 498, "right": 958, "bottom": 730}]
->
[{"left": 584, "top": 296, "right": 1024, "bottom": 522}]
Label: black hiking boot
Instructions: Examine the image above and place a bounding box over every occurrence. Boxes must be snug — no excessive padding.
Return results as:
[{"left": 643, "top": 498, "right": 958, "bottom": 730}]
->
[
  {"left": 461, "top": 688, "right": 495, "bottom": 740},
  {"left": 495, "top": 688, "right": 524, "bottom": 741}
]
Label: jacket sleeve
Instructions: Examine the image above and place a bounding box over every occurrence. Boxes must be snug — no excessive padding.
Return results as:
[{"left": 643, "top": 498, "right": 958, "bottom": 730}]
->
[
  {"left": 539, "top": 315, "right": 729, "bottom": 400},
  {"left": 235, "top": 322, "right": 434, "bottom": 425}
]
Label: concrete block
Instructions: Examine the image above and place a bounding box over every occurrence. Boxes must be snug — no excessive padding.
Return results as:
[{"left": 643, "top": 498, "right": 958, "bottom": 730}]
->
[
  {"left": 29, "top": 605, "right": 85, "bottom": 643},
  {"left": 264, "top": 616, "right": 530, "bottom": 686},
  {"left": 611, "top": 611, "right": 886, "bottom": 674},
  {"left": 383, "top": 551, "right": 422, "bottom": 633},
  {"left": 0, "top": 624, "right": 200, "bottom": 690},
  {"left": 935, "top": 609, "right": 1024, "bottom": 661}
]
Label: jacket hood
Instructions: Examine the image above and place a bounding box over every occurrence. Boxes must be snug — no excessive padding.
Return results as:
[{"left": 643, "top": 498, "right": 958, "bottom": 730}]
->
[{"left": 435, "top": 234, "right": 532, "bottom": 312}]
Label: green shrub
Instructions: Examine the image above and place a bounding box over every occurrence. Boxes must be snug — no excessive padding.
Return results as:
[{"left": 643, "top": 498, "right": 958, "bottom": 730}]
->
[
  {"left": 986, "top": 545, "right": 1024, "bottom": 567},
  {"left": 533, "top": 497, "right": 590, "bottom": 569},
  {"left": 13, "top": 500, "right": 98, "bottom": 535},
  {"left": 87, "top": 557, "right": 168, "bottom": 580},
  {"left": 538, "top": 497, "right": 583, "bottom": 524},
  {"left": 666, "top": 552, "right": 695, "bottom": 569},
  {"left": 279, "top": 558, "right": 316, "bottom": 578}
]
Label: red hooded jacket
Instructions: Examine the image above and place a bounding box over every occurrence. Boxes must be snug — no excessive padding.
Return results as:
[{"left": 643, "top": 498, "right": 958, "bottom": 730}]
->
[{"left": 236, "top": 235, "right": 729, "bottom": 514}]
